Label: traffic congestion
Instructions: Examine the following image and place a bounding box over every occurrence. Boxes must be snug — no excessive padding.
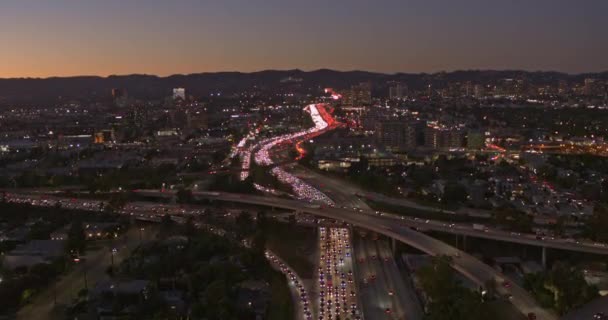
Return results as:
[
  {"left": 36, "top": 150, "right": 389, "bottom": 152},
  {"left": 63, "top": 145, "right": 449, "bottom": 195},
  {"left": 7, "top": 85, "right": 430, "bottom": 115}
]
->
[
  {"left": 265, "top": 250, "right": 313, "bottom": 320},
  {"left": 318, "top": 227, "right": 361, "bottom": 320},
  {"left": 253, "top": 104, "right": 336, "bottom": 205}
]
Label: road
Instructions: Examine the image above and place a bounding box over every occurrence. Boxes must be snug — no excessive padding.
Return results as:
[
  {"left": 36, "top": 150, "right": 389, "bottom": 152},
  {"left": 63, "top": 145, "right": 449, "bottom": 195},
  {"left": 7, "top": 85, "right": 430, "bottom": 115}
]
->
[
  {"left": 177, "top": 191, "right": 559, "bottom": 320},
  {"left": 266, "top": 250, "right": 312, "bottom": 320},
  {"left": 375, "top": 236, "right": 423, "bottom": 320},
  {"left": 16, "top": 226, "right": 158, "bottom": 320},
  {"left": 353, "top": 234, "right": 424, "bottom": 320},
  {"left": 294, "top": 164, "right": 422, "bottom": 320},
  {"left": 12, "top": 189, "right": 608, "bottom": 256},
  {"left": 252, "top": 104, "right": 337, "bottom": 205},
  {"left": 561, "top": 295, "right": 608, "bottom": 320},
  {"left": 5, "top": 191, "right": 564, "bottom": 318},
  {"left": 290, "top": 165, "right": 367, "bottom": 210},
  {"left": 293, "top": 166, "right": 589, "bottom": 234},
  {"left": 317, "top": 227, "right": 361, "bottom": 320}
]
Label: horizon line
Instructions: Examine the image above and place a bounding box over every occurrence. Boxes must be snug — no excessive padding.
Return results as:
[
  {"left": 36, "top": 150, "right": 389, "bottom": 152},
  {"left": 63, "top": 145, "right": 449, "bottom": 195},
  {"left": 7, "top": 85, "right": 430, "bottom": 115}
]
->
[{"left": 2, "top": 68, "right": 608, "bottom": 81}]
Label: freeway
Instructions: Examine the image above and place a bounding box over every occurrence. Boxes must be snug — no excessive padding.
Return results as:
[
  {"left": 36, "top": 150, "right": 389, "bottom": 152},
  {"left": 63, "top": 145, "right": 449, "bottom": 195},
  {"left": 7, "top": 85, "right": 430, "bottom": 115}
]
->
[
  {"left": 266, "top": 250, "right": 313, "bottom": 320},
  {"left": 9, "top": 189, "right": 608, "bottom": 255},
  {"left": 292, "top": 164, "right": 582, "bottom": 227},
  {"left": 290, "top": 164, "right": 369, "bottom": 210},
  {"left": 132, "top": 189, "right": 558, "bottom": 319},
  {"left": 262, "top": 165, "right": 608, "bottom": 255},
  {"left": 252, "top": 103, "right": 337, "bottom": 205},
  {"left": 354, "top": 234, "right": 391, "bottom": 319},
  {"left": 6, "top": 190, "right": 558, "bottom": 318},
  {"left": 394, "top": 217, "right": 608, "bottom": 255},
  {"left": 375, "top": 237, "right": 424, "bottom": 320},
  {"left": 354, "top": 234, "right": 424, "bottom": 320},
  {"left": 135, "top": 188, "right": 608, "bottom": 255},
  {"left": 317, "top": 227, "right": 361, "bottom": 320},
  {"left": 293, "top": 164, "right": 423, "bottom": 320}
]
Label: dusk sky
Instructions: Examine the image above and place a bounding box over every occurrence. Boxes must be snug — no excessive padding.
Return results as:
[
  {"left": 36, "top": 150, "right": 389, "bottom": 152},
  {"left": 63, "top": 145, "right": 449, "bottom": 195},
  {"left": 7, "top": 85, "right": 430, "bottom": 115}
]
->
[{"left": 1, "top": 0, "right": 607, "bottom": 78}]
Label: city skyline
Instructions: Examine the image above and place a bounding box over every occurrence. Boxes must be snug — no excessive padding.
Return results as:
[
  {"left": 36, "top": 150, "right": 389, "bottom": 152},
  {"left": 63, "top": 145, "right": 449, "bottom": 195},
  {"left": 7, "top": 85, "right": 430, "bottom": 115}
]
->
[
  {"left": 2, "top": 2, "right": 608, "bottom": 320},
  {"left": 1, "top": 0, "right": 607, "bottom": 78}
]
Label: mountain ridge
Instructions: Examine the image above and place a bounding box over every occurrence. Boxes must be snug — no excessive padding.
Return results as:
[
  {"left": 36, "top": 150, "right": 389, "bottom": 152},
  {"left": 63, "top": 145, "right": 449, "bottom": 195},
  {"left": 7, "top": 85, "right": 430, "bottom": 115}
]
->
[{"left": 0, "top": 69, "right": 606, "bottom": 106}]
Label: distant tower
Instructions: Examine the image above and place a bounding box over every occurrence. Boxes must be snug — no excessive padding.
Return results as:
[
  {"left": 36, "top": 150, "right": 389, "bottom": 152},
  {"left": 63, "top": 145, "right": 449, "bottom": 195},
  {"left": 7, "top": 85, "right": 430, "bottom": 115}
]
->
[
  {"left": 389, "top": 83, "right": 407, "bottom": 100},
  {"left": 474, "top": 85, "right": 485, "bottom": 98},
  {"left": 111, "top": 88, "right": 122, "bottom": 99},
  {"left": 343, "top": 82, "right": 371, "bottom": 107},
  {"left": 111, "top": 88, "right": 129, "bottom": 107},
  {"left": 173, "top": 88, "right": 186, "bottom": 100}
]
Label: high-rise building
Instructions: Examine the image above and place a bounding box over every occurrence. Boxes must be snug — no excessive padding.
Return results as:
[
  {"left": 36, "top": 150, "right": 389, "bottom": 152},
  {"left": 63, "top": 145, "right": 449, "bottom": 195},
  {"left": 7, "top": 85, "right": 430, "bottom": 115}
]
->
[
  {"left": 111, "top": 88, "right": 129, "bottom": 107},
  {"left": 111, "top": 88, "right": 126, "bottom": 99},
  {"left": 361, "top": 109, "right": 388, "bottom": 131},
  {"left": 375, "top": 120, "right": 417, "bottom": 152},
  {"left": 496, "top": 79, "right": 525, "bottom": 96},
  {"left": 170, "top": 108, "right": 190, "bottom": 129},
  {"left": 474, "top": 85, "right": 485, "bottom": 98},
  {"left": 425, "top": 125, "right": 463, "bottom": 150},
  {"left": 389, "top": 83, "right": 407, "bottom": 100},
  {"left": 343, "top": 82, "right": 371, "bottom": 107},
  {"left": 464, "top": 81, "right": 473, "bottom": 96},
  {"left": 583, "top": 78, "right": 603, "bottom": 96},
  {"left": 558, "top": 80, "right": 569, "bottom": 95},
  {"left": 188, "top": 109, "right": 209, "bottom": 130},
  {"left": 173, "top": 88, "right": 186, "bottom": 100}
]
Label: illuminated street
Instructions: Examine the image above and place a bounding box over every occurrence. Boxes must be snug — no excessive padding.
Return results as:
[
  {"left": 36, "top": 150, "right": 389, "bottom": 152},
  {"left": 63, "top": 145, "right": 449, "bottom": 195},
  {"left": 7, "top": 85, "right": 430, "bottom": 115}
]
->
[{"left": 318, "top": 227, "right": 361, "bottom": 320}]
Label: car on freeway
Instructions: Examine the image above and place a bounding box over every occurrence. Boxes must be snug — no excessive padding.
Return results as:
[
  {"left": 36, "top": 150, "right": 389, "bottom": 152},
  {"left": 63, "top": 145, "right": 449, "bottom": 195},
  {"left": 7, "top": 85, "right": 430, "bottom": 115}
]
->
[{"left": 594, "top": 313, "right": 608, "bottom": 320}]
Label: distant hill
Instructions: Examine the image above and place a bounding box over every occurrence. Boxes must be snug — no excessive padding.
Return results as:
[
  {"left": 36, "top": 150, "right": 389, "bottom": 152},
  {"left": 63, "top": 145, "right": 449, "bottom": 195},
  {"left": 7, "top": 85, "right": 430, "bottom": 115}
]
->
[{"left": 0, "top": 69, "right": 606, "bottom": 106}]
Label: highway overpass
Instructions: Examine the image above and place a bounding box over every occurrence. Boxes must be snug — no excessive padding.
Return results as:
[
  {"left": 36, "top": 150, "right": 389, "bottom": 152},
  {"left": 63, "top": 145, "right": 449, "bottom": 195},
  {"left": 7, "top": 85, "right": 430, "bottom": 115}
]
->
[
  {"left": 136, "top": 189, "right": 608, "bottom": 256},
  {"left": 135, "top": 189, "right": 558, "bottom": 319}
]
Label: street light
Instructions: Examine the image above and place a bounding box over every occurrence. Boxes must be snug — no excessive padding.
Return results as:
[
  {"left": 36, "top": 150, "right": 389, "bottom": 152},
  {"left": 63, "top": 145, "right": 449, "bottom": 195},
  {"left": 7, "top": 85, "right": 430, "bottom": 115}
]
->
[
  {"left": 139, "top": 227, "right": 144, "bottom": 244},
  {"left": 110, "top": 248, "right": 117, "bottom": 268}
]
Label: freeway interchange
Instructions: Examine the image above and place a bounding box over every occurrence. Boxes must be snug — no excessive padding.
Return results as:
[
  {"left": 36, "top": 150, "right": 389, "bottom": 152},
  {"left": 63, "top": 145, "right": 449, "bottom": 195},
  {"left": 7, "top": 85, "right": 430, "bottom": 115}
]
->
[
  {"left": 5, "top": 104, "right": 605, "bottom": 320},
  {"left": 3, "top": 189, "right": 563, "bottom": 319}
]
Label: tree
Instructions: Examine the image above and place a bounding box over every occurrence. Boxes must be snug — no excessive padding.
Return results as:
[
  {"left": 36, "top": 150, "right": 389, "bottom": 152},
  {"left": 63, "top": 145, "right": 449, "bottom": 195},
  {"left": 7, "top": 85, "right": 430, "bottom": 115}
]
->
[
  {"left": 200, "top": 279, "right": 235, "bottom": 319},
  {"left": 553, "top": 216, "right": 567, "bottom": 236},
  {"left": 347, "top": 157, "right": 369, "bottom": 176},
  {"left": 443, "top": 182, "right": 468, "bottom": 204},
  {"left": 67, "top": 221, "right": 86, "bottom": 255},
  {"left": 235, "top": 212, "right": 254, "bottom": 237},
  {"left": 587, "top": 204, "right": 608, "bottom": 242},
  {"left": 549, "top": 262, "right": 599, "bottom": 314},
  {"left": 28, "top": 221, "right": 52, "bottom": 240},
  {"left": 417, "top": 255, "right": 458, "bottom": 303},
  {"left": 106, "top": 193, "right": 128, "bottom": 213},
  {"left": 184, "top": 216, "right": 197, "bottom": 238},
  {"left": 409, "top": 165, "right": 435, "bottom": 188},
  {"left": 524, "top": 263, "right": 599, "bottom": 314},
  {"left": 252, "top": 230, "right": 267, "bottom": 255},
  {"left": 494, "top": 207, "right": 533, "bottom": 233},
  {"left": 523, "top": 272, "right": 555, "bottom": 309},
  {"left": 417, "top": 255, "right": 500, "bottom": 320},
  {"left": 537, "top": 165, "right": 557, "bottom": 180},
  {"left": 256, "top": 211, "right": 268, "bottom": 231},
  {"left": 160, "top": 214, "right": 173, "bottom": 233}
]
